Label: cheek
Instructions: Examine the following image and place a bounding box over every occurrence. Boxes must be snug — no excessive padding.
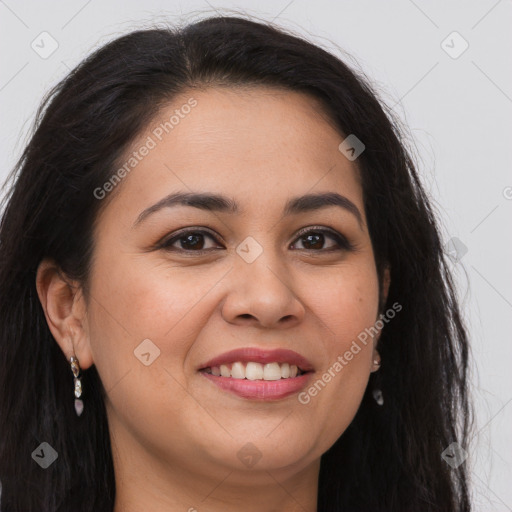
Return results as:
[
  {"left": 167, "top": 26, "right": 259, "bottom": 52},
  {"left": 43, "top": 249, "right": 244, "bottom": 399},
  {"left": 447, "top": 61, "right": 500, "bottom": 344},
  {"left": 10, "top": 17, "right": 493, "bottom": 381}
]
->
[
  {"left": 84, "top": 267, "right": 203, "bottom": 449},
  {"left": 305, "top": 259, "right": 380, "bottom": 345},
  {"left": 87, "top": 250, "right": 223, "bottom": 340},
  {"left": 311, "top": 267, "right": 378, "bottom": 389},
  {"left": 322, "top": 264, "right": 379, "bottom": 384},
  {"left": 85, "top": 253, "right": 227, "bottom": 394}
]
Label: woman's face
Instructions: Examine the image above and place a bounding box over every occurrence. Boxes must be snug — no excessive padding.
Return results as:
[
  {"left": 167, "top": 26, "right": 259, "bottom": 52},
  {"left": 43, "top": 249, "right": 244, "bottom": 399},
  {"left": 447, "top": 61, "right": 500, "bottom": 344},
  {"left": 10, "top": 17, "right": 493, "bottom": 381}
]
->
[{"left": 82, "top": 87, "right": 386, "bottom": 488}]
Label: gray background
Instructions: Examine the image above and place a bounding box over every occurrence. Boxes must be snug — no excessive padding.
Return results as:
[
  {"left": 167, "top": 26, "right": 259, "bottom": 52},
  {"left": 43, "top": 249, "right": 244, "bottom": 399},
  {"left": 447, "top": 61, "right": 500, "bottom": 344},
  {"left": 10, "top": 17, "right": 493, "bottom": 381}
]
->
[{"left": 1, "top": 1, "right": 511, "bottom": 509}]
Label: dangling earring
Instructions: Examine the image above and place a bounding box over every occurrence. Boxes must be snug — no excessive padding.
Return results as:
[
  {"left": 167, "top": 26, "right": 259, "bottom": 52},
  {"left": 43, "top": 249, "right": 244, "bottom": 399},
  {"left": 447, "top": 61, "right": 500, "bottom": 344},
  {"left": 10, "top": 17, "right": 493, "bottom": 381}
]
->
[
  {"left": 372, "top": 388, "right": 384, "bottom": 406},
  {"left": 371, "top": 351, "right": 384, "bottom": 406},
  {"left": 70, "top": 355, "right": 84, "bottom": 416}
]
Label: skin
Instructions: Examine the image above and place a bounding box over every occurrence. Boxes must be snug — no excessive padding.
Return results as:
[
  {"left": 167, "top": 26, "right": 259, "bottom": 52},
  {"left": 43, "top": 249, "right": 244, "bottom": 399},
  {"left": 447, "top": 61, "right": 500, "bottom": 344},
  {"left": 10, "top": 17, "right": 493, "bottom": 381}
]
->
[{"left": 36, "top": 87, "right": 390, "bottom": 512}]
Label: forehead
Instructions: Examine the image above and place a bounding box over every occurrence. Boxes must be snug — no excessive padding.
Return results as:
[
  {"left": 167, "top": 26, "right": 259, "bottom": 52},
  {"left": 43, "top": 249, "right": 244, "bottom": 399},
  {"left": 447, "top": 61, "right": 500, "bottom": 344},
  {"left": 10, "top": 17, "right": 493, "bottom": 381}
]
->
[{"left": 98, "top": 86, "right": 364, "bottom": 226}]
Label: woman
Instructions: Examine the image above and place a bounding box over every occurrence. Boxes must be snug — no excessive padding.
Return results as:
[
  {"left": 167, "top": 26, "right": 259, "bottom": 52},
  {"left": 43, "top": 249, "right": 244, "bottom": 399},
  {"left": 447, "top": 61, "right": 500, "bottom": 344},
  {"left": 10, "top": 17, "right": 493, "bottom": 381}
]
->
[{"left": 0, "top": 15, "right": 472, "bottom": 512}]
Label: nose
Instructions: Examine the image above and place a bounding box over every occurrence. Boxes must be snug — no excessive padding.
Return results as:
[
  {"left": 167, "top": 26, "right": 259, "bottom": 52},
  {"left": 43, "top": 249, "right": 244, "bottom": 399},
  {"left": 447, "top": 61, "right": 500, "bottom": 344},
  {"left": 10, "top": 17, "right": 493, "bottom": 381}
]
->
[{"left": 220, "top": 245, "right": 305, "bottom": 329}]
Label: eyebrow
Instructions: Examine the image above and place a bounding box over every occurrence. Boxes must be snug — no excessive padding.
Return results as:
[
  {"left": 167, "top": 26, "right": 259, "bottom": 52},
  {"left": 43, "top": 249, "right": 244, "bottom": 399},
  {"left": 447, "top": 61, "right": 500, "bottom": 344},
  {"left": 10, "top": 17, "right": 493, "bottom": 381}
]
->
[{"left": 133, "top": 191, "right": 364, "bottom": 230}]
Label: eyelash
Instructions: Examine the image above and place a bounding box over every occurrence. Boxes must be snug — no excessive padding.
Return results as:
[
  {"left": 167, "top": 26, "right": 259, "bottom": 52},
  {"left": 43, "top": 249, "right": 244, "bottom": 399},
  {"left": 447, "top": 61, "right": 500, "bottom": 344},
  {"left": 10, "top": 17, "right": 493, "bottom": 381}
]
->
[{"left": 158, "top": 226, "right": 356, "bottom": 255}]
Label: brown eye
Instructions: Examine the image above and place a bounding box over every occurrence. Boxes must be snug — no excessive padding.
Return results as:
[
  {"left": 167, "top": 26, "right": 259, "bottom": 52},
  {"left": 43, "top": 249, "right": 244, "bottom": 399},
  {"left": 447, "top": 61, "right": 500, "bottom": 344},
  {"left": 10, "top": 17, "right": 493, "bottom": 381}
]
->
[
  {"left": 291, "top": 227, "right": 354, "bottom": 252},
  {"left": 160, "top": 230, "right": 222, "bottom": 253}
]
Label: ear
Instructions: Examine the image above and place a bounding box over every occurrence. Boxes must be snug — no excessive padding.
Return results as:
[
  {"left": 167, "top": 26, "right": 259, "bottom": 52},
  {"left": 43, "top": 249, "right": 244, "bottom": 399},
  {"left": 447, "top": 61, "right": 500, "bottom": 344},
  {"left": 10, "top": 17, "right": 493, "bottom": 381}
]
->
[
  {"left": 35, "top": 258, "right": 94, "bottom": 370},
  {"left": 381, "top": 264, "right": 391, "bottom": 307}
]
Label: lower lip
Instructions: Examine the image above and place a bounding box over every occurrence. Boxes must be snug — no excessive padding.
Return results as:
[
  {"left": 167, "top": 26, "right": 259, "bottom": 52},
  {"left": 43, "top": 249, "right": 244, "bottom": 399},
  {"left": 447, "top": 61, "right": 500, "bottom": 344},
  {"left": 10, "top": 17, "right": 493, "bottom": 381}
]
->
[{"left": 199, "top": 371, "right": 314, "bottom": 401}]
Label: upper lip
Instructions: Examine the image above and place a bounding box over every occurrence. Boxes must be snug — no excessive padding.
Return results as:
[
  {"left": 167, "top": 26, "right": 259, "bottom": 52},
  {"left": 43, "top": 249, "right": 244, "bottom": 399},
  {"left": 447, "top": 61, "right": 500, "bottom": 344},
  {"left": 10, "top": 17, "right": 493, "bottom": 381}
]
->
[{"left": 198, "top": 347, "right": 315, "bottom": 372}]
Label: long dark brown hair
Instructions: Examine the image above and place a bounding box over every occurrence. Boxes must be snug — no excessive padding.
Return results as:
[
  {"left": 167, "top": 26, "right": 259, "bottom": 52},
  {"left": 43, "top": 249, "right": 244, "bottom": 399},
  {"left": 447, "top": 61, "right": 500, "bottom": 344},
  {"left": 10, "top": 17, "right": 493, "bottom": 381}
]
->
[{"left": 0, "top": 15, "right": 472, "bottom": 511}]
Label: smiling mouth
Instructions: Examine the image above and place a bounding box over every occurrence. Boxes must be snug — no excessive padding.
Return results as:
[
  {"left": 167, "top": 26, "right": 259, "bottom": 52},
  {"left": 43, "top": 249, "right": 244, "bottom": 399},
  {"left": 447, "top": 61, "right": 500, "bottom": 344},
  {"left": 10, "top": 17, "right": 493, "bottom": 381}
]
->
[{"left": 199, "top": 361, "right": 310, "bottom": 380}]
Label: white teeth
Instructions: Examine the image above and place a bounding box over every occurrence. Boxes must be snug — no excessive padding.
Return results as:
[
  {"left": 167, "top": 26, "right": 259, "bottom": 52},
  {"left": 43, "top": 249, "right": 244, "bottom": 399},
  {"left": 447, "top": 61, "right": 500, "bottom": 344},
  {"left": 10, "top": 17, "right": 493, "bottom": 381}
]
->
[
  {"left": 263, "top": 362, "right": 282, "bottom": 381},
  {"left": 205, "top": 361, "right": 302, "bottom": 380},
  {"left": 231, "top": 361, "right": 245, "bottom": 379},
  {"left": 245, "top": 362, "right": 264, "bottom": 380}
]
